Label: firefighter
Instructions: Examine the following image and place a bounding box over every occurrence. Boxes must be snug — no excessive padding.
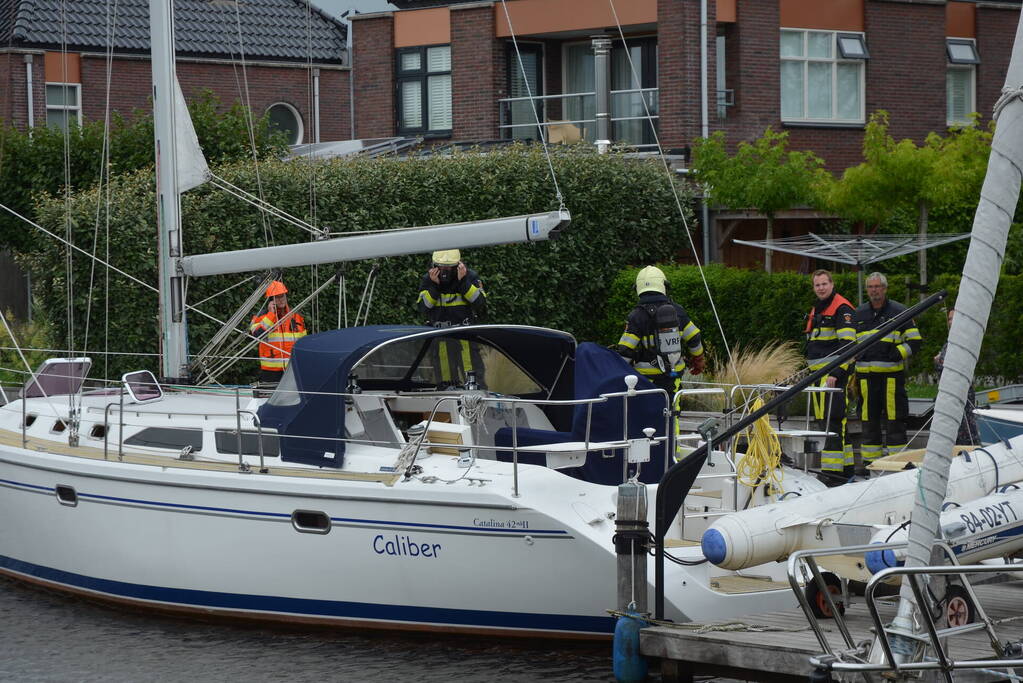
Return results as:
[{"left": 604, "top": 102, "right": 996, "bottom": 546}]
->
[
  {"left": 615, "top": 265, "right": 705, "bottom": 397},
  {"left": 417, "top": 250, "right": 486, "bottom": 386},
  {"left": 852, "top": 272, "right": 922, "bottom": 470},
  {"left": 249, "top": 280, "right": 307, "bottom": 384},
  {"left": 804, "top": 269, "right": 857, "bottom": 486},
  {"left": 417, "top": 249, "right": 486, "bottom": 327}
]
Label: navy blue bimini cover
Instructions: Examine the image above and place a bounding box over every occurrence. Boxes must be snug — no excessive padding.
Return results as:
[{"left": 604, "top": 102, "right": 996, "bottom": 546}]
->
[
  {"left": 495, "top": 342, "right": 670, "bottom": 484},
  {"left": 258, "top": 325, "right": 576, "bottom": 468}
]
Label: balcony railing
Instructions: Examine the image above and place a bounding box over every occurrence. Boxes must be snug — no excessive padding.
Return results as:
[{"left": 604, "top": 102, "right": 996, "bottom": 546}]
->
[{"left": 498, "top": 87, "right": 659, "bottom": 149}]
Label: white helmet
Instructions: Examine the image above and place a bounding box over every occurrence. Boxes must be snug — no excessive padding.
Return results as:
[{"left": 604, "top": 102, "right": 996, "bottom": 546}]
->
[{"left": 636, "top": 266, "right": 666, "bottom": 295}]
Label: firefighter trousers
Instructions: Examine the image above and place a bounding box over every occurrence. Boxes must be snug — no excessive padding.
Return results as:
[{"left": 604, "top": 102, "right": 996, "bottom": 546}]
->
[
  {"left": 812, "top": 377, "right": 852, "bottom": 472},
  {"left": 859, "top": 372, "right": 909, "bottom": 464}
]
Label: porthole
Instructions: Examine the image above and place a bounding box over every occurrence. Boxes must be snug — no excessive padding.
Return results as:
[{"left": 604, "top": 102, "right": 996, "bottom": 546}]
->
[
  {"left": 291, "top": 509, "right": 330, "bottom": 534},
  {"left": 23, "top": 414, "right": 36, "bottom": 428},
  {"left": 89, "top": 424, "right": 107, "bottom": 439},
  {"left": 266, "top": 102, "right": 303, "bottom": 145},
  {"left": 51, "top": 420, "right": 67, "bottom": 433},
  {"left": 55, "top": 484, "right": 78, "bottom": 507}
]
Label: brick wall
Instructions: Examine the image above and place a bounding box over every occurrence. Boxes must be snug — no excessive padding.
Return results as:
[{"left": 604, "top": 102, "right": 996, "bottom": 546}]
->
[
  {"left": 977, "top": 5, "right": 1018, "bottom": 128},
  {"left": 452, "top": 6, "right": 500, "bottom": 139},
  {"left": 718, "top": 0, "right": 781, "bottom": 148},
  {"left": 353, "top": 16, "right": 395, "bottom": 138},
  {"left": 0, "top": 52, "right": 45, "bottom": 129},
  {"left": 75, "top": 56, "right": 349, "bottom": 144},
  {"left": 863, "top": 1, "right": 946, "bottom": 143}
]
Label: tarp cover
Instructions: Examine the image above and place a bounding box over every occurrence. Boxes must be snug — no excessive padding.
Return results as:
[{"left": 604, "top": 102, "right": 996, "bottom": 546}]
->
[
  {"left": 258, "top": 325, "right": 576, "bottom": 467},
  {"left": 495, "top": 342, "right": 669, "bottom": 484}
]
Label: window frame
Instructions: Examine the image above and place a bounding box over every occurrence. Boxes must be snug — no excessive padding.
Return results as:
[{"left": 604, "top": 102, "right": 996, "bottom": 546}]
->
[
  {"left": 947, "top": 38, "right": 980, "bottom": 65},
  {"left": 45, "top": 82, "right": 82, "bottom": 130},
  {"left": 504, "top": 40, "right": 545, "bottom": 141},
  {"left": 266, "top": 101, "right": 304, "bottom": 145},
  {"left": 779, "top": 28, "right": 867, "bottom": 126},
  {"left": 395, "top": 43, "right": 452, "bottom": 137}
]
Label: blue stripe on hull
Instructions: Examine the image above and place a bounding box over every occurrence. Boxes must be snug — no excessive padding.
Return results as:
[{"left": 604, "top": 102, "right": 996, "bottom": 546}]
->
[{"left": 0, "top": 554, "right": 614, "bottom": 635}]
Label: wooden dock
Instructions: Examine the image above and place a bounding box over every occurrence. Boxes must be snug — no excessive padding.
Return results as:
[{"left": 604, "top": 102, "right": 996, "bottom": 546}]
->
[{"left": 641, "top": 581, "right": 1023, "bottom": 682}]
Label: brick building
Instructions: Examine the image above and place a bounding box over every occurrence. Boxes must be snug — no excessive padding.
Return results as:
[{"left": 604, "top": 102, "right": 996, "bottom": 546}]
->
[
  {"left": 0, "top": 0, "right": 350, "bottom": 143},
  {"left": 350, "top": 0, "right": 1021, "bottom": 268}
]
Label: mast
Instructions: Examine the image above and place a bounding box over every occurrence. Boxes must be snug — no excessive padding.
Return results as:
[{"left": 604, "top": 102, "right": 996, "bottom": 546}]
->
[
  {"left": 883, "top": 8, "right": 1023, "bottom": 662},
  {"left": 150, "top": 0, "right": 190, "bottom": 382}
]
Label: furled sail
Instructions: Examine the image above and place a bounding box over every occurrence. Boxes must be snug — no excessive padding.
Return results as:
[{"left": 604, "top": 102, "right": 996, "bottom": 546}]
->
[{"left": 174, "top": 78, "right": 211, "bottom": 192}]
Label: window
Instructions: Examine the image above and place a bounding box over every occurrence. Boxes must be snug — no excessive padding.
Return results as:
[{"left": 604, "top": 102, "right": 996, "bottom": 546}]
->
[
  {"left": 46, "top": 83, "right": 81, "bottom": 130},
  {"left": 562, "top": 38, "right": 658, "bottom": 146},
  {"left": 780, "top": 30, "right": 866, "bottom": 124},
  {"left": 266, "top": 102, "right": 304, "bottom": 145},
  {"left": 396, "top": 45, "right": 452, "bottom": 134},
  {"left": 506, "top": 43, "right": 544, "bottom": 141},
  {"left": 947, "top": 39, "right": 979, "bottom": 127}
]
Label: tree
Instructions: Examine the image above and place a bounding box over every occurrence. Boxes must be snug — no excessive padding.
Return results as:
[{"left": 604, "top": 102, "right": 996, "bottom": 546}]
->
[
  {"left": 0, "top": 90, "right": 287, "bottom": 254},
  {"left": 821, "top": 111, "right": 991, "bottom": 291},
  {"left": 691, "top": 128, "right": 826, "bottom": 272}
]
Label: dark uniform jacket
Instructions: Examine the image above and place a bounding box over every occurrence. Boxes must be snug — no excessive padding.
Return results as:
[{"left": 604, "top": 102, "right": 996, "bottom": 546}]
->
[
  {"left": 852, "top": 299, "right": 922, "bottom": 374},
  {"left": 805, "top": 292, "right": 856, "bottom": 376},
  {"left": 615, "top": 292, "right": 703, "bottom": 380},
  {"left": 417, "top": 268, "right": 486, "bottom": 327}
]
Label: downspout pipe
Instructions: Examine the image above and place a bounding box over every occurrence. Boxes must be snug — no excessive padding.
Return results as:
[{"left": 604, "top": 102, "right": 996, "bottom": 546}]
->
[
  {"left": 313, "top": 67, "right": 321, "bottom": 144},
  {"left": 593, "top": 36, "right": 612, "bottom": 154},
  {"left": 699, "top": 0, "right": 712, "bottom": 262},
  {"left": 24, "top": 54, "right": 34, "bottom": 129}
]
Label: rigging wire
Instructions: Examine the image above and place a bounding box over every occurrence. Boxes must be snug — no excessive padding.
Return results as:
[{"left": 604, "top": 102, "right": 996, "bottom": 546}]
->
[
  {"left": 229, "top": 0, "right": 274, "bottom": 247},
  {"left": 498, "top": 0, "right": 566, "bottom": 211},
  {"left": 606, "top": 0, "right": 741, "bottom": 386}
]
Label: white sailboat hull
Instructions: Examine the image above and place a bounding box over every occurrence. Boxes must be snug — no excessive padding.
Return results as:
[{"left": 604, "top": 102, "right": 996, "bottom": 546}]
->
[{"left": 0, "top": 438, "right": 800, "bottom": 638}]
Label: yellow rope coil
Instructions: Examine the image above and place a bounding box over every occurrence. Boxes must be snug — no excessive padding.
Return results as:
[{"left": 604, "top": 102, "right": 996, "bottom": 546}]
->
[{"left": 735, "top": 397, "right": 784, "bottom": 491}]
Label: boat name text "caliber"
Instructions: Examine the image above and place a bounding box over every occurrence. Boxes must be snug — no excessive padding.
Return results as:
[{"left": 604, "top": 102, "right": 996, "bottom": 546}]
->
[{"left": 373, "top": 534, "right": 441, "bottom": 558}]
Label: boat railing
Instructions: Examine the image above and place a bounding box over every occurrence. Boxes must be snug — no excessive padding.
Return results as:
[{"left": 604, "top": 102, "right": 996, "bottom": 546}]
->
[
  {"left": 788, "top": 542, "right": 1023, "bottom": 680},
  {"left": 402, "top": 381, "right": 672, "bottom": 496}
]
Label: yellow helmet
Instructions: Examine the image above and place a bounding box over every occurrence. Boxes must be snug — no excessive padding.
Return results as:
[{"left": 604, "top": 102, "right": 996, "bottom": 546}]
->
[
  {"left": 636, "top": 266, "right": 666, "bottom": 295},
  {"left": 432, "top": 249, "right": 461, "bottom": 266}
]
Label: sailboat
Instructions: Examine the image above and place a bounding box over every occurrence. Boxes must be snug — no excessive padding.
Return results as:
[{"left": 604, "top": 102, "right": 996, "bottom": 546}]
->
[{"left": 0, "top": 1, "right": 831, "bottom": 639}]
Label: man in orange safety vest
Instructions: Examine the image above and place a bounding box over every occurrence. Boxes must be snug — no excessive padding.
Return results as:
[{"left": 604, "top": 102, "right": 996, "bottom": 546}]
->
[{"left": 250, "top": 280, "right": 307, "bottom": 383}]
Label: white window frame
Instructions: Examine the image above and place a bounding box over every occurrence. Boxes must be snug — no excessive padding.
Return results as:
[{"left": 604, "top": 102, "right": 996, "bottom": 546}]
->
[
  {"left": 946, "top": 38, "right": 979, "bottom": 127},
  {"left": 779, "top": 29, "right": 866, "bottom": 125},
  {"left": 45, "top": 82, "right": 81, "bottom": 130},
  {"left": 266, "top": 101, "right": 304, "bottom": 145}
]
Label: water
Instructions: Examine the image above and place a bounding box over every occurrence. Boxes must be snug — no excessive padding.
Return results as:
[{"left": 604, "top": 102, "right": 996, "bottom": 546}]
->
[{"left": 0, "top": 578, "right": 616, "bottom": 682}]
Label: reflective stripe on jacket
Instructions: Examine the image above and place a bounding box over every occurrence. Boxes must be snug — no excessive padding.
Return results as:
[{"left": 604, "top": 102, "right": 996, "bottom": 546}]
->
[
  {"left": 250, "top": 310, "right": 307, "bottom": 372},
  {"left": 852, "top": 299, "right": 922, "bottom": 373},
  {"left": 805, "top": 292, "right": 856, "bottom": 372},
  {"left": 417, "top": 269, "right": 486, "bottom": 326},
  {"left": 615, "top": 292, "right": 703, "bottom": 378}
]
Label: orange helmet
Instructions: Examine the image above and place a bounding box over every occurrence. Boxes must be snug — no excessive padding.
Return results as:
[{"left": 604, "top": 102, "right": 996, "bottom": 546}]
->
[{"left": 266, "top": 280, "right": 288, "bottom": 297}]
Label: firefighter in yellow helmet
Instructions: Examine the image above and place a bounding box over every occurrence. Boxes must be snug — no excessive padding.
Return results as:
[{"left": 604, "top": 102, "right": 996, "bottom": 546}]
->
[
  {"left": 417, "top": 249, "right": 487, "bottom": 327},
  {"left": 615, "top": 266, "right": 705, "bottom": 394},
  {"left": 417, "top": 250, "right": 486, "bottom": 387},
  {"left": 249, "top": 280, "right": 307, "bottom": 383}
]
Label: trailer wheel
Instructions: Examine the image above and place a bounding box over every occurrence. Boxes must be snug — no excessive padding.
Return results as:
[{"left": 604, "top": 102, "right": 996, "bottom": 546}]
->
[
  {"left": 806, "top": 572, "right": 845, "bottom": 619},
  {"left": 944, "top": 585, "right": 976, "bottom": 627}
]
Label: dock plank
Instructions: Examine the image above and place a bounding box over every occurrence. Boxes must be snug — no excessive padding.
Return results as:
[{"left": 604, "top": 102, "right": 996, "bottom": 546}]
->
[{"left": 642, "top": 582, "right": 1023, "bottom": 682}]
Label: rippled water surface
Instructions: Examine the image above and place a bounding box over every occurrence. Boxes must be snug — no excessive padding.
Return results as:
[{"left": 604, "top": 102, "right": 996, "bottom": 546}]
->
[{"left": 0, "top": 579, "right": 615, "bottom": 682}]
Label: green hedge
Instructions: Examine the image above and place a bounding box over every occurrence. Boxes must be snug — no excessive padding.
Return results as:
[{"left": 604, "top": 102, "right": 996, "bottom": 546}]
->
[
  {"left": 601, "top": 265, "right": 1022, "bottom": 381},
  {"left": 19, "top": 145, "right": 694, "bottom": 381}
]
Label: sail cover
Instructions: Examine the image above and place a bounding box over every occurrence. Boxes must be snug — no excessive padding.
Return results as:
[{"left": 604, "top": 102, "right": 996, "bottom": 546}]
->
[
  {"left": 174, "top": 78, "right": 211, "bottom": 192},
  {"left": 258, "top": 325, "right": 577, "bottom": 468}
]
